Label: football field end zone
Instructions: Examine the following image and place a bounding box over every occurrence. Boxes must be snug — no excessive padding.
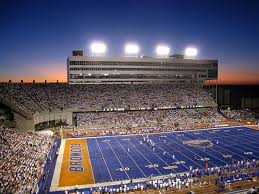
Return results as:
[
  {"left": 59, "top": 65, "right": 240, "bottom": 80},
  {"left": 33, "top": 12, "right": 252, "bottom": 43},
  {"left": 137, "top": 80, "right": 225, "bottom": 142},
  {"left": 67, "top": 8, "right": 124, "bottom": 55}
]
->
[{"left": 50, "top": 138, "right": 95, "bottom": 192}]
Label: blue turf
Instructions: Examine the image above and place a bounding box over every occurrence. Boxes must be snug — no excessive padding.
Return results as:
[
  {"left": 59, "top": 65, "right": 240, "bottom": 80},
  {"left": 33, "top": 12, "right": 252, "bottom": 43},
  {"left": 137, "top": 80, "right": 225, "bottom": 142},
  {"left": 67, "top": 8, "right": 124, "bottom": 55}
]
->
[{"left": 87, "top": 127, "right": 259, "bottom": 184}]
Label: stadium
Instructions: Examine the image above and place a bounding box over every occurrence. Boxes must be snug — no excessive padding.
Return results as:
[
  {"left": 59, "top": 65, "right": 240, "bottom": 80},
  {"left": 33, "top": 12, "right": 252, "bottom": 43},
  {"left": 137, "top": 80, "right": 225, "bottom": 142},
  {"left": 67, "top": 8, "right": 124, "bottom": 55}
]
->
[{"left": 0, "top": 45, "right": 259, "bottom": 194}]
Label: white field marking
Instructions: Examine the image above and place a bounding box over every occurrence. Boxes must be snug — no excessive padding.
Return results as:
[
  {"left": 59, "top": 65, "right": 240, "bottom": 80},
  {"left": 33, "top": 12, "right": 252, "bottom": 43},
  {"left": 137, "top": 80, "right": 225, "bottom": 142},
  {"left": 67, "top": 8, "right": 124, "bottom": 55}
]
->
[
  {"left": 165, "top": 134, "right": 221, "bottom": 167},
  {"left": 177, "top": 133, "right": 228, "bottom": 165},
  {"left": 194, "top": 131, "right": 252, "bottom": 160},
  {"left": 86, "top": 140, "right": 96, "bottom": 184},
  {"left": 219, "top": 129, "right": 259, "bottom": 149},
  {"left": 121, "top": 138, "right": 131, "bottom": 141},
  {"left": 114, "top": 136, "right": 147, "bottom": 177},
  {"left": 186, "top": 132, "right": 241, "bottom": 162},
  {"left": 50, "top": 139, "right": 66, "bottom": 192},
  {"left": 209, "top": 130, "right": 259, "bottom": 146},
  {"left": 95, "top": 138, "right": 114, "bottom": 182},
  {"left": 201, "top": 130, "right": 259, "bottom": 159},
  {"left": 153, "top": 135, "right": 204, "bottom": 169},
  {"left": 224, "top": 129, "right": 259, "bottom": 149},
  {"left": 149, "top": 135, "right": 189, "bottom": 172},
  {"left": 104, "top": 137, "right": 131, "bottom": 180},
  {"left": 228, "top": 128, "right": 259, "bottom": 139},
  {"left": 206, "top": 129, "right": 259, "bottom": 153},
  {"left": 126, "top": 137, "right": 163, "bottom": 176},
  {"left": 131, "top": 135, "right": 177, "bottom": 174}
]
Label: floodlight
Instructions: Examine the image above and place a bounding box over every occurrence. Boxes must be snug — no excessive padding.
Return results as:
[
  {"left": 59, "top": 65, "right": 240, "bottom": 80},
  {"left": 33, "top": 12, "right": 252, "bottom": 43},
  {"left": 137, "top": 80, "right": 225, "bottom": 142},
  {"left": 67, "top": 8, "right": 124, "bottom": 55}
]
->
[
  {"left": 184, "top": 47, "right": 198, "bottom": 57},
  {"left": 125, "top": 44, "right": 139, "bottom": 55},
  {"left": 90, "top": 42, "right": 107, "bottom": 54},
  {"left": 156, "top": 45, "right": 170, "bottom": 56}
]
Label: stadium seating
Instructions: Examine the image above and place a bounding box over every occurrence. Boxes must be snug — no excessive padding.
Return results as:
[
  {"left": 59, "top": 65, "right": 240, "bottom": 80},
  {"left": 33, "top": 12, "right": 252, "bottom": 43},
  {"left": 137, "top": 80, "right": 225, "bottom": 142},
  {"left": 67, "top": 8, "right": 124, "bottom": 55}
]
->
[
  {"left": 1, "top": 82, "right": 258, "bottom": 194},
  {"left": 76, "top": 108, "right": 224, "bottom": 129},
  {"left": 0, "top": 126, "right": 53, "bottom": 194},
  {"left": 220, "top": 108, "right": 255, "bottom": 120},
  {"left": 0, "top": 83, "right": 217, "bottom": 113}
]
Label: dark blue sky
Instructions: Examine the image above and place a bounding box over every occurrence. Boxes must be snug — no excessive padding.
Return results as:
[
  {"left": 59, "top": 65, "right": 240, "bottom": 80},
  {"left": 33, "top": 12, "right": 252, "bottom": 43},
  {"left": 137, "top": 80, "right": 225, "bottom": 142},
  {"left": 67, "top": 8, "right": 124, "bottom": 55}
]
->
[{"left": 0, "top": 0, "right": 259, "bottom": 83}]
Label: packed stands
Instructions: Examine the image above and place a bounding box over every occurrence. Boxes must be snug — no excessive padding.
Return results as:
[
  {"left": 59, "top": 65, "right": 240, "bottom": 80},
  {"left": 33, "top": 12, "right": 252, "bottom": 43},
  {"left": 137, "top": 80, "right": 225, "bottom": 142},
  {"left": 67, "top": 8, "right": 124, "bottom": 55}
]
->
[
  {"left": 0, "top": 83, "right": 216, "bottom": 114},
  {"left": 0, "top": 126, "right": 53, "bottom": 194},
  {"left": 220, "top": 108, "right": 255, "bottom": 120},
  {"left": 1, "top": 81, "right": 259, "bottom": 194},
  {"left": 76, "top": 108, "right": 224, "bottom": 129}
]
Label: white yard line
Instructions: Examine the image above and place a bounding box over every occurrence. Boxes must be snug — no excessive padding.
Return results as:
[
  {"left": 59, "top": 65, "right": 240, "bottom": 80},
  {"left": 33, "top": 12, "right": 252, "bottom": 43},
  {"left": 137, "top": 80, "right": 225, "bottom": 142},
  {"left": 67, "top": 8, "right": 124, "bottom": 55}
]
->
[
  {"left": 204, "top": 130, "right": 259, "bottom": 157},
  {"left": 151, "top": 135, "right": 191, "bottom": 171},
  {"left": 222, "top": 130, "right": 259, "bottom": 151},
  {"left": 131, "top": 135, "right": 177, "bottom": 174},
  {"left": 153, "top": 135, "right": 204, "bottom": 169},
  {"left": 186, "top": 132, "right": 241, "bottom": 162},
  {"left": 198, "top": 131, "right": 259, "bottom": 160},
  {"left": 126, "top": 137, "right": 163, "bottom": 176},
  {"left": 114, "top": 136, "right": 147, "bottom": 177},
  {"left": 95, "top": 138, "right": 114, "bottom": 182},
  {"left": 165, "top": 134, "right": 221, "bottom": 167},
  {"left": 104, "top": 137, "right": 131, "bottom": 180}
]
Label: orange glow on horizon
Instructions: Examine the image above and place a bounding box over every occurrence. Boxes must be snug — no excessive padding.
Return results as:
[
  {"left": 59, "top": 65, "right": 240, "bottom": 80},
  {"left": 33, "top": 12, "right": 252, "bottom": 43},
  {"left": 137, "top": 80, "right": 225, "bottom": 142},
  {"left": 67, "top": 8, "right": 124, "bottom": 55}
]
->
[
  {"left": 0, "top": 65, "right": 67, "bottom": 83},
  {"left": 216, "top": 68, "right": 259, "bottom": 85}
]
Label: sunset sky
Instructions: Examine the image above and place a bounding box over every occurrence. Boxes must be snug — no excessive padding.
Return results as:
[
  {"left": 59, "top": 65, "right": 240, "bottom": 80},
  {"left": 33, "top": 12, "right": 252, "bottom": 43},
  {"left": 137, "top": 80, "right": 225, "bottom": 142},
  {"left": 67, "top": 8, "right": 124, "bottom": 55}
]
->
[{"left": 0, "top": 0, "right": 259, "bottom": 84}]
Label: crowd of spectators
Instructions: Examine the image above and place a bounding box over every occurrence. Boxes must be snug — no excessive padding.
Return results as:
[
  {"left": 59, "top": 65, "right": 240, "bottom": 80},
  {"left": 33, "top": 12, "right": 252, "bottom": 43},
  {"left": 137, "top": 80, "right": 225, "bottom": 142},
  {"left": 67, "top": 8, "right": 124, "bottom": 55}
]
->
[
  {"left": 73, "top": 160, "right": 259, "bottom": 194},
  {"left": 1, "top": 82, "right": 257, "bottom": 194},
  {"left": 76, "top": 108, "right": 225, "bottom": 129},
  {"left": 0, "top": 126, "right": 53, "bottom": 194},
  {"left": 0, "top": 83, "right": 216, "bottom": 114},
  {"left": 220, "top": 108, "right": 255, "bottom": 120},
  {"left": 86, "top": 126, "right": 194, "bottom": 137}
]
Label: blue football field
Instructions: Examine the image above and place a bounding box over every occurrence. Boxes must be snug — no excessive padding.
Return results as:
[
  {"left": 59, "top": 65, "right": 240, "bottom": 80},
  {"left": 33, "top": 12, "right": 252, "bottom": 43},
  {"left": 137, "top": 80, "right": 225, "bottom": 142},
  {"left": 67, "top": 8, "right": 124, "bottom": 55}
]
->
[{"left": 87, "top": 126, "right": 259, "bottom": 184}]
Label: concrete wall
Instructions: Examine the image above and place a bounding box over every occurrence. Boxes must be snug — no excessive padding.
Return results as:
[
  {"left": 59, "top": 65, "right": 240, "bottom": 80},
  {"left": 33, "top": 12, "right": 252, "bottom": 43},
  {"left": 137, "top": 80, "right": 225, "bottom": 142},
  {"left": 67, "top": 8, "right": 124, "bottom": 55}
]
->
[
  {"left": 14, "top": 112, "right": 34, "bottom": 131},
  {"left": 33, "top": 110, "right": 73, "bottom": 125},
  {"left": 13, "top": 110, "right": 73, "bottom": 132}
]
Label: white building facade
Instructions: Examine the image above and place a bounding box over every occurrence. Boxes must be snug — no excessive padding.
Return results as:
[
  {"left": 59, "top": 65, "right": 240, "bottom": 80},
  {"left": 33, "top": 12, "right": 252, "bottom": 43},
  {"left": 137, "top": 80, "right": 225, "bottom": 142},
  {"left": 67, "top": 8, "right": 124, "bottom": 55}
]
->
[{"left": 67, "top": 51, "right": 218, "bottom": 84}]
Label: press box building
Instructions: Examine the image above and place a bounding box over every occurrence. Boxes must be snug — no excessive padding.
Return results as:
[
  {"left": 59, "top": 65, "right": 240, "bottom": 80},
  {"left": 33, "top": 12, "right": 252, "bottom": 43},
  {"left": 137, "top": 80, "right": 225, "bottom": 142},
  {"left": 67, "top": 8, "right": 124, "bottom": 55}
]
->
[{"left": 67, "top": 50, "right": 218, "bottom": 84}]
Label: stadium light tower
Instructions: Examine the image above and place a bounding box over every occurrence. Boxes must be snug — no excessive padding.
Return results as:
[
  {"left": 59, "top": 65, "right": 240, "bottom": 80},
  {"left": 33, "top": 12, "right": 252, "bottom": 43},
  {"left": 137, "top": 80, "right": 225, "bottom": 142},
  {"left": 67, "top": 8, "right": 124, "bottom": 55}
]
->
[
  {"left": 184, "top": 47, "right": 198, "bottom": 58},
  {"left": 156, "top": 45, "right": 170, "bottom": 57},
  {"left": 124, "top": 43, "right": 140, "bottom": 56},
  {"left": 90, "top": 42, "right": 107, "bottom": 55}
]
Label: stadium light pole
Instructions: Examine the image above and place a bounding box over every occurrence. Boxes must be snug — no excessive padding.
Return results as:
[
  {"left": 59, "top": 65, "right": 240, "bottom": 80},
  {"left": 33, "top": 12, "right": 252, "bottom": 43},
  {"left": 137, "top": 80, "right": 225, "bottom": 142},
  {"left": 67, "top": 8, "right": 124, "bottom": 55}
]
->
[
  {"left": 184, "top": 47, "right": 198, "bottom": 58},
  {"left": 155, "top": 45, "right": 170, "bottom": 58},
  {"left": 124, "top": 43, "right": 140, "bottom": 57},
  {"left": 90, "top": 42, "right": 107, "bottom": 56}
]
